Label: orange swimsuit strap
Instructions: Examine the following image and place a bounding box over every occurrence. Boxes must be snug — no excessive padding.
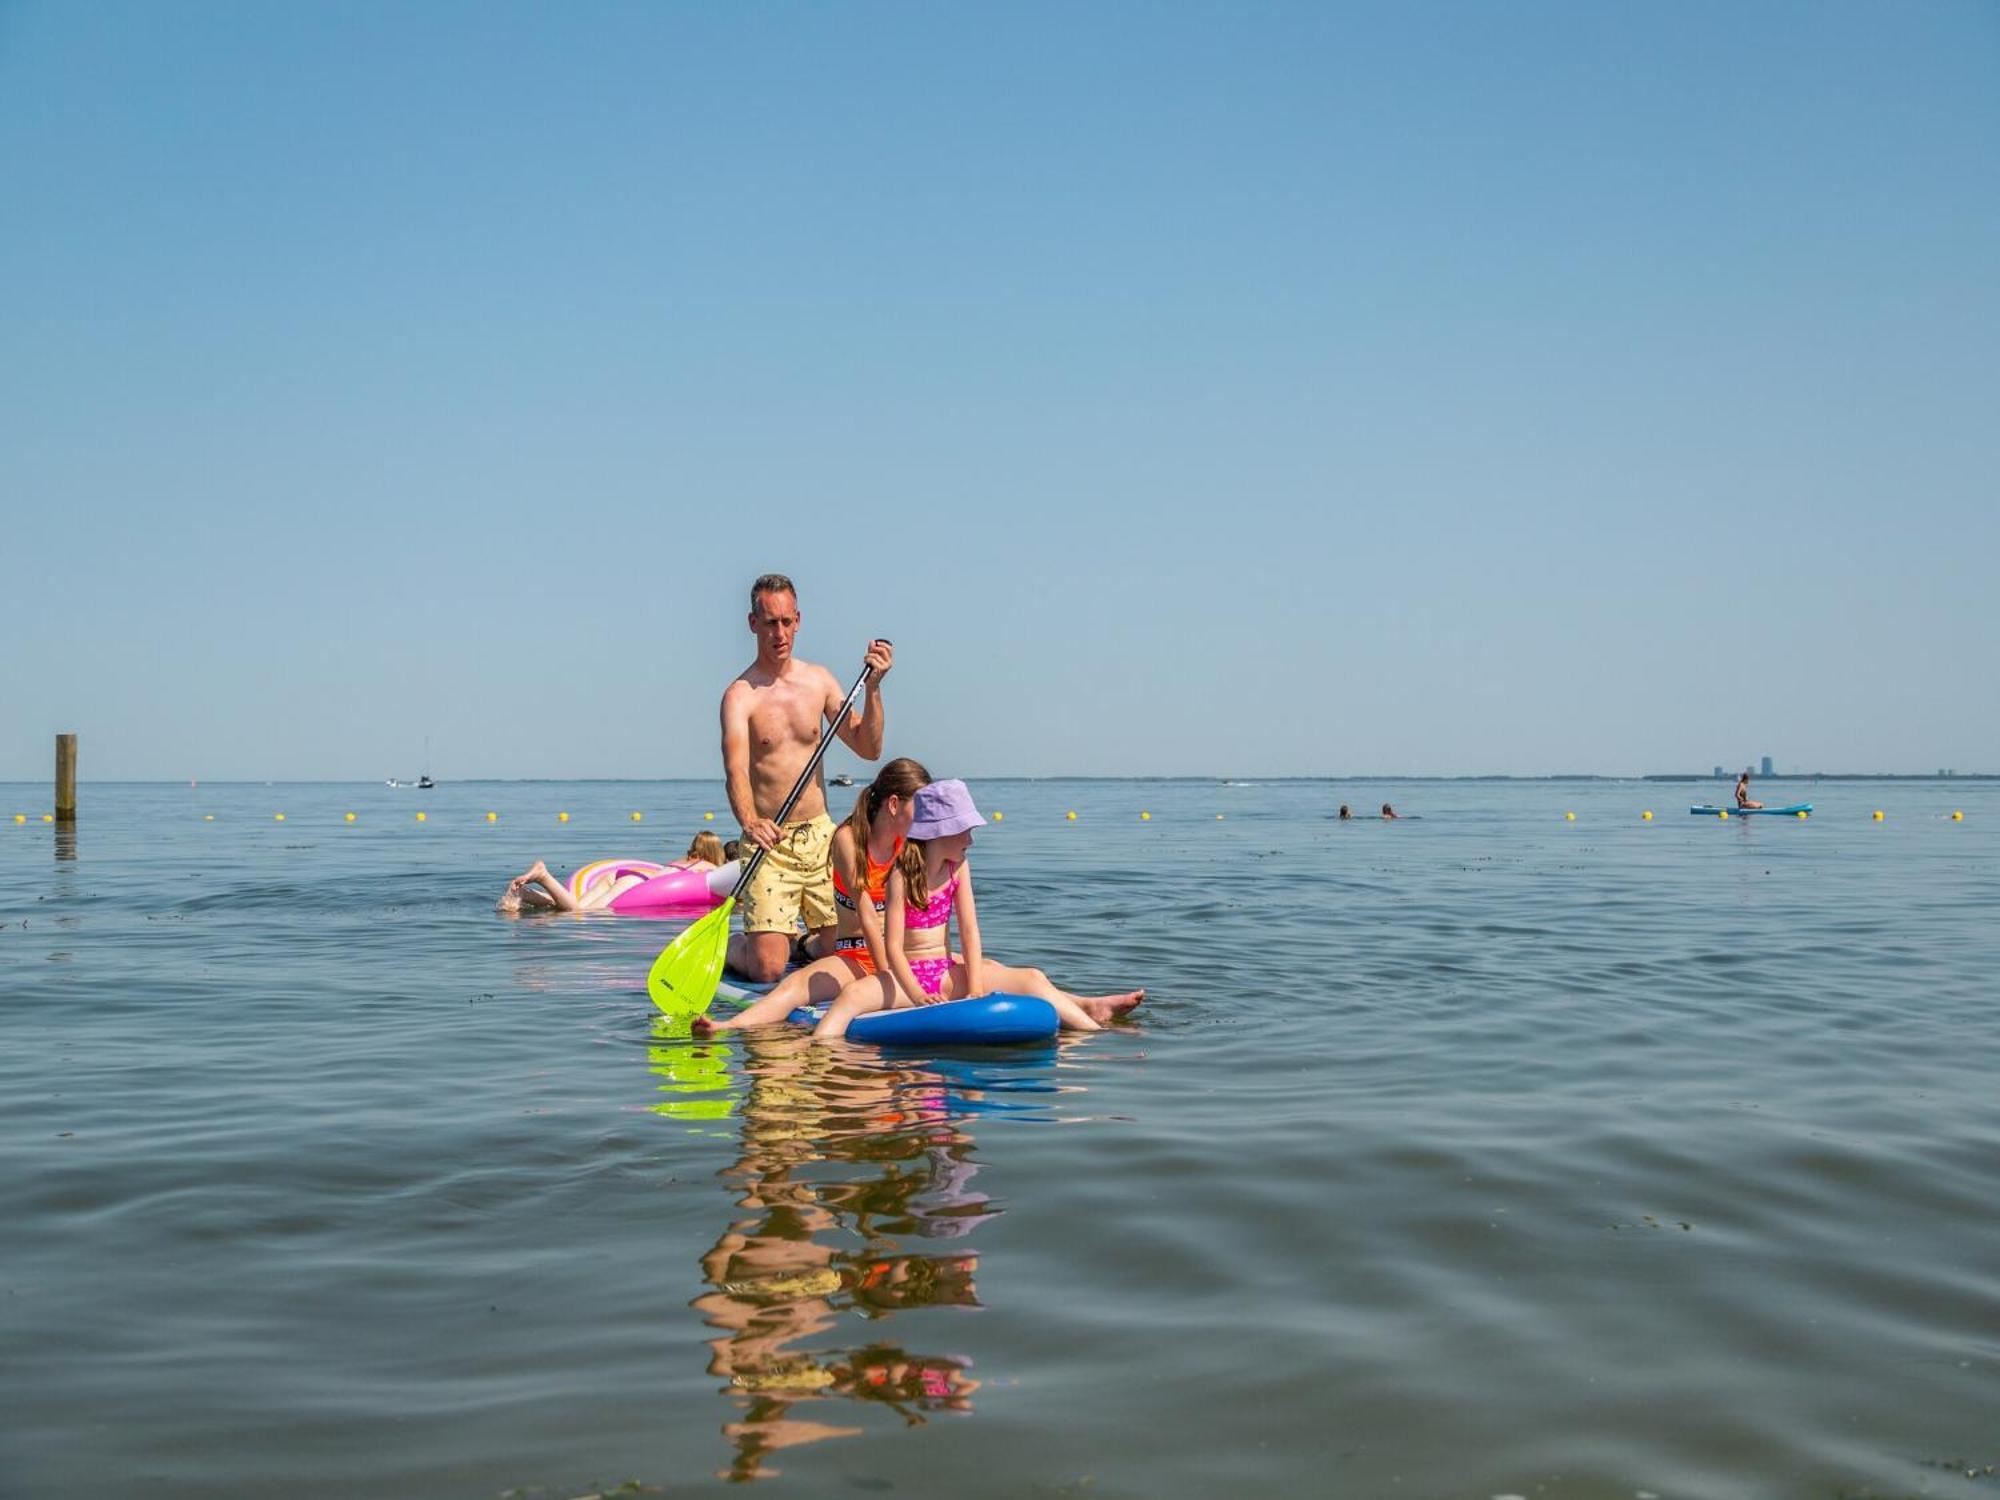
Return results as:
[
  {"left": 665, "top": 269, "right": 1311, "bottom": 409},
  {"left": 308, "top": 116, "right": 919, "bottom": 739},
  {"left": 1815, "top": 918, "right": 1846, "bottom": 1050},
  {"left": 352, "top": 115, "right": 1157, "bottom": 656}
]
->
[{"left": 832, "top": 837, "right": 902, "bottom": 908}]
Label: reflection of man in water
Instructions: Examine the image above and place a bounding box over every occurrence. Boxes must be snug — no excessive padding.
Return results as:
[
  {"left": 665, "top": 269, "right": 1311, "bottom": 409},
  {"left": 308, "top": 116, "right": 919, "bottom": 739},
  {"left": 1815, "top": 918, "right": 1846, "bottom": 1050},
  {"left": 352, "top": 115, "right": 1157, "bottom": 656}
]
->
[{"left": 688, "top": 1031, "right": 985, "bottom": 1481}]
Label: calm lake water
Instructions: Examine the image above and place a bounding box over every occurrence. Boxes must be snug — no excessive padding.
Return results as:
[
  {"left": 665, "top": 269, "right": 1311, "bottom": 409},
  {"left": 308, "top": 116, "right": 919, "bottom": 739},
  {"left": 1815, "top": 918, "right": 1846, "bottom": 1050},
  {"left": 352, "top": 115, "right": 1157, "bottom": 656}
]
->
[{"left": 4, "top": 777, "right": 1997, "bottom": 1499}]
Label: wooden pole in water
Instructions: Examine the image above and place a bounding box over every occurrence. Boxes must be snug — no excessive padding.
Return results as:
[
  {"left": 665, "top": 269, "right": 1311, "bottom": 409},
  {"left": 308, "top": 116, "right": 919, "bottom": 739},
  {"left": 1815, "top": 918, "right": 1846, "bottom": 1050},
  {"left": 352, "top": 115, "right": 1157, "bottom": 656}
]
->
[{"left": 55, "top": 733, "right": 77, "bottom": 822}]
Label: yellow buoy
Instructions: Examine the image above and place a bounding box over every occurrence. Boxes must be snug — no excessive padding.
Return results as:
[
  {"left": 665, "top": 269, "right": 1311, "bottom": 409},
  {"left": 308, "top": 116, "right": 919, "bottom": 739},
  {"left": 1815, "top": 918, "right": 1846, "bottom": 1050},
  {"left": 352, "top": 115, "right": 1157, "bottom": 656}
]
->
[
  {"left": 1564, "top": 811, "right": 1575, "bottom": 821},
  {"left": 703, "top": 811, "right": 714, "bottom": 821},
  {"left": 1952, "top": 810, "right": 1964, "bottom": 821},
  {"left": 558, "top": 811, "right": 570, "bottom": 822},
  {"left": 415, "top": 811, "right": 426, "bottom": 823},
  {"left": 1796, "top": 810, "right": 1807, "bottom": 819},
  {"left": 42, "top": 813, "right": 54, "bottom": 823},
  {"left": 1642, "top": 810, "right": 1653, "bottom": 821},
  {"left": 204, "top": 814, "right": 215, "bottom": 821},
  {"left": 344, "top": 812, "right": 356, "bottom": 823},
  {"left": 1140, "top": 811, "right": 1151, "bottom": 820},
  {"left": 992, "top": 812, "right": 1003, "bottom": 822},
  {"left": 631, "top": 811, "right": 642, "bottom": 822},
  {"left": 274, "top": 813, "right": 285, "bottom": 822},
  {"left": 12, "top": 814, "right": 23, "bottom": 824},
  {"left": 1873, "top": 810, "right": 1885, "bottom": 821},
  {"left": 1216, "top": 813, "right": 1225, "bottom": 820},
  {"left": 486, "top": 811, "right": 498, "bottom": 822},
  {"left": 1066, "top": 810, "right": 1077, "bottom": 821},
  {"left": 1718, "top": 809, "right": 1729, "bottom": 819}
]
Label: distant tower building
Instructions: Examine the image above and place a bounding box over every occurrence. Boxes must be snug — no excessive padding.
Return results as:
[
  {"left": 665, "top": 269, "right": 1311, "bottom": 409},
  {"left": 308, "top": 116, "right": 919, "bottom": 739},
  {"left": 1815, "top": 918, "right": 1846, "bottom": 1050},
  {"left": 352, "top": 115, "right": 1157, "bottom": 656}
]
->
[
  {"left": 1712, "top": 766, "right": 1725, "bottom": 779},
  {"left": 1760, "top": 755, "right": 1774, "bottom": 778}
]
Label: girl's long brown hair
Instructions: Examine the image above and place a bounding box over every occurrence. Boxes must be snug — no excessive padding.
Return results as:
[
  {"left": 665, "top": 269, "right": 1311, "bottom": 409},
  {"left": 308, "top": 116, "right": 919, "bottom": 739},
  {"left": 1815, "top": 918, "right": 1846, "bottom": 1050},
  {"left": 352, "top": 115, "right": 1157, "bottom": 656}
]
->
[
  {"left": 895, "top": 835, "right": 935, "bottom": 912},
  {"left": 684, "top": 831, "right": 726, "bottom": 865},
  {"left": 843, "top": 757, "right": 931, "bottom": 881}
]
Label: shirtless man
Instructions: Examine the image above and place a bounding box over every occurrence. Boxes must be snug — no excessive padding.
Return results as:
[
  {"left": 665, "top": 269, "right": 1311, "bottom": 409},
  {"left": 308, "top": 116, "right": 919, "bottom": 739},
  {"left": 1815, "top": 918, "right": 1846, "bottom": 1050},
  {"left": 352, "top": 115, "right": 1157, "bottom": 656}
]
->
[
  {"left": 1734, "top": 771, "right": 1763, "bottom": 810},
  {"left": 722, "top": 573, "right": 893, "bottom": 982}
]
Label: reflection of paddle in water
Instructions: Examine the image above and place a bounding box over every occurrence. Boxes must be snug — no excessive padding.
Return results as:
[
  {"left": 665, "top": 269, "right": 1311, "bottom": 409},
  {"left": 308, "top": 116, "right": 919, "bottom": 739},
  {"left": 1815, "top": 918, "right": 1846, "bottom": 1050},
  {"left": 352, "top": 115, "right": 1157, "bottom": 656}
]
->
[{"left": 686, "top": 1030, "right": 991, "bottom": 1481}]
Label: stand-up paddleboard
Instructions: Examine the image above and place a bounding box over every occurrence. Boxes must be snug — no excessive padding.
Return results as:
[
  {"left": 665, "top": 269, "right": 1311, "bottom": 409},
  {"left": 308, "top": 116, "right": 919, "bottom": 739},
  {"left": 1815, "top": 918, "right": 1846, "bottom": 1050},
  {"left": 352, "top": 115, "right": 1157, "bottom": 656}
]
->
[
  {"left": 1689, "top": 803, "right": 1813, "bottom": 817},
  {"left": 713, "top": 978, "right": 1059, "bottom": 1046}
]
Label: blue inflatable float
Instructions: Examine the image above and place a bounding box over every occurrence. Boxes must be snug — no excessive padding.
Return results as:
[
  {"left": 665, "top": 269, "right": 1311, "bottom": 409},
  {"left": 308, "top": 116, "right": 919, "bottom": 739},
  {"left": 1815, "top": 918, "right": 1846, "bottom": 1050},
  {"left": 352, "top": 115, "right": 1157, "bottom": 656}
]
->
[{"left": 788, "top": 992, "right": 1060, "bottom": 1047}]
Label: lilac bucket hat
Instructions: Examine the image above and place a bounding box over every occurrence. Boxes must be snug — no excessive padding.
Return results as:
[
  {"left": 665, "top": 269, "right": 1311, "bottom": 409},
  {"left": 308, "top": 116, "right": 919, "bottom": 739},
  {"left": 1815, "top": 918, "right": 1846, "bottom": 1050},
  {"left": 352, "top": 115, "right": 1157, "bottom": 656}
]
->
[{"left": 908, "top": 779, "right": 985, "bottom": 840}]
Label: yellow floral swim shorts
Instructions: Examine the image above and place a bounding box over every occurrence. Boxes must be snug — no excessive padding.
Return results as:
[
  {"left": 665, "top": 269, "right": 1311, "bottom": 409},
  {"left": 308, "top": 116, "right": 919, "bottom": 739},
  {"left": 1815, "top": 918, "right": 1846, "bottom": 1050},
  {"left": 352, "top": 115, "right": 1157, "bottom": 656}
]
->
[{"left": 738, "top": 814, "right": 837, "bottom": 935}]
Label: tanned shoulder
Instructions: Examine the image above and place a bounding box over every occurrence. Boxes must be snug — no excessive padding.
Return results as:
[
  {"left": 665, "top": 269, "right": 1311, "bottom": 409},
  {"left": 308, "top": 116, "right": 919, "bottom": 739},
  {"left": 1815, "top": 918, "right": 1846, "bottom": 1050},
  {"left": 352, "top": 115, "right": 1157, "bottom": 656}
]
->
[{"left": 722, "top": 675, "right": 770, "bottom": 743}]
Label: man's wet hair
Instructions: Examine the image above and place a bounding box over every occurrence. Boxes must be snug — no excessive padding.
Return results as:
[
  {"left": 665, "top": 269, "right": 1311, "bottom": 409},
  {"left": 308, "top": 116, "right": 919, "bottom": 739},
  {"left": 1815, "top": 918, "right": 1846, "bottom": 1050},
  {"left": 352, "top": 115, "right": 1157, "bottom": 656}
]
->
[{"left": 750, "top": 573, "right": 796, "bottom": 609}]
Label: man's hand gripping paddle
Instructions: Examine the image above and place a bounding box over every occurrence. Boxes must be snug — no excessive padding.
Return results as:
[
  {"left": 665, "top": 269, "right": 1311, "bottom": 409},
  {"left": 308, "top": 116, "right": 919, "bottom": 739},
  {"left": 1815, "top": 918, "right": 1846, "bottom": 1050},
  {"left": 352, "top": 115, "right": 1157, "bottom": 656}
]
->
[{"left": 647, "top": 651, "right": 884, "bottom": 1018}]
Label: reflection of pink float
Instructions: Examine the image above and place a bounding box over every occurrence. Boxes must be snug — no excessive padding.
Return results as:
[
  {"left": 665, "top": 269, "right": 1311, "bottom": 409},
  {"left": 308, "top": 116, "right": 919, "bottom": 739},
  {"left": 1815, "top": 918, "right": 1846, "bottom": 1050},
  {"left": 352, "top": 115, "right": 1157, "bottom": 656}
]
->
[{"left": 567, "top": 858, "right": 739, "bottom": 913}]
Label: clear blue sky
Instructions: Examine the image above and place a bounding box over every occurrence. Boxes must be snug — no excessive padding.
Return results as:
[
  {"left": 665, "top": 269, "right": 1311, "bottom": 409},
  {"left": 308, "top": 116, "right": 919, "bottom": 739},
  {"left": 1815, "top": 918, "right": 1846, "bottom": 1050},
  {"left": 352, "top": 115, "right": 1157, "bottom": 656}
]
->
[{"left": 4, "top": 1, "right": 1995, "bottom": 780}]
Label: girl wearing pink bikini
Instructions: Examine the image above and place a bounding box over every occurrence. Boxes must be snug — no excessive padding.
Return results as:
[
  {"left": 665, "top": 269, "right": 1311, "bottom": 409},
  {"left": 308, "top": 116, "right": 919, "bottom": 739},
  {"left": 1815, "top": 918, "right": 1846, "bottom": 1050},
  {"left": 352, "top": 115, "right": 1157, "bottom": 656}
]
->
[{"left": 812, "top": 779, "right": 1143, "bottom": 1042}]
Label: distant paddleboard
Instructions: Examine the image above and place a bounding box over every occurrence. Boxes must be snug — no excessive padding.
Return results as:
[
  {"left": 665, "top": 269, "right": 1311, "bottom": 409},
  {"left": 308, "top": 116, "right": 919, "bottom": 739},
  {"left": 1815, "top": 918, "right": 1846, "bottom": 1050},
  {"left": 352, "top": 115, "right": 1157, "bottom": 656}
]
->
[{"left": 1689, "top": 804, "right": 1813, "bottom": 817}]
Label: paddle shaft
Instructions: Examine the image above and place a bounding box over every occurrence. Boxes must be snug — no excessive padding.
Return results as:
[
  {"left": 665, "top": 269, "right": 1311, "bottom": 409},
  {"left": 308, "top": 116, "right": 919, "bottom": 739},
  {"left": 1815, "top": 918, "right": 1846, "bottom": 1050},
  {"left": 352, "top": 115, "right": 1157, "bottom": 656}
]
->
[{"left": 726, "top": 653, "right": 884, "bottom": 904}]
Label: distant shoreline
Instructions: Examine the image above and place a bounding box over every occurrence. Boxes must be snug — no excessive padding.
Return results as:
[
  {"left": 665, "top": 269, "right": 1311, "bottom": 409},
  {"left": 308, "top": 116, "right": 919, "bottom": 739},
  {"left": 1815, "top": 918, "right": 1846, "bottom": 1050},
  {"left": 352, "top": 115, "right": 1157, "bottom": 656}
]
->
[{"left": 1635, "top": 772, "right": 1995, "bottom": 783}]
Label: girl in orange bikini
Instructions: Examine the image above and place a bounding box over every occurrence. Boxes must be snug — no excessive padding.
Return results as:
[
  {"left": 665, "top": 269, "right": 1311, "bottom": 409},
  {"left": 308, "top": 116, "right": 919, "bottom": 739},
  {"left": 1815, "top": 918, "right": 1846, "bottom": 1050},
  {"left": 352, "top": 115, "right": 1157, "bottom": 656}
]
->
[{"left": 692, "top": 758, "right": 931, "bottom": 1034}]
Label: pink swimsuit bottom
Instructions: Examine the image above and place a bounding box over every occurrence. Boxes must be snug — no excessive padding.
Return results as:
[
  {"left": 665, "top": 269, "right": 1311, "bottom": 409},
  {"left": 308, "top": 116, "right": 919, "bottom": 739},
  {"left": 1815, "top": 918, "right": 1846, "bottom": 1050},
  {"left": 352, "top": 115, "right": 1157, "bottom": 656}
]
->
[{"left": 906, "top": 955, "right": 956, "bottom": 997}]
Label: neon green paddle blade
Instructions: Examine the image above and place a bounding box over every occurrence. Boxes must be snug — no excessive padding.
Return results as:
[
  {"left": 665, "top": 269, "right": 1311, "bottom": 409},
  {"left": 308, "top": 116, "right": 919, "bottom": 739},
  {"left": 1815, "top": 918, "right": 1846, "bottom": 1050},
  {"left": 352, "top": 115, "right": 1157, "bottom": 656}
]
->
[{"left": 647, "top": 898, "right": 734, "bottom": 1017}]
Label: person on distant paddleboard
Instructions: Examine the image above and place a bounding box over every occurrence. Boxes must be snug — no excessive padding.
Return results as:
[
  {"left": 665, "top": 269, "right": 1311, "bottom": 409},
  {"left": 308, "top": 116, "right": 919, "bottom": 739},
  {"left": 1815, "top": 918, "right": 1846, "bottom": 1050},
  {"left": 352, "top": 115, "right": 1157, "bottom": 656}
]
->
[
  {"left": 1734, "top": 771, "right": 1763, "bottom": 810},
  {"left": 723, "top": 573, "right": 894, "bottom": 982}
]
